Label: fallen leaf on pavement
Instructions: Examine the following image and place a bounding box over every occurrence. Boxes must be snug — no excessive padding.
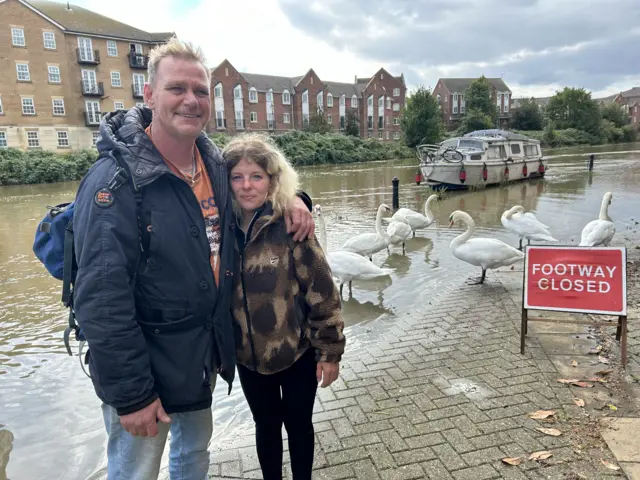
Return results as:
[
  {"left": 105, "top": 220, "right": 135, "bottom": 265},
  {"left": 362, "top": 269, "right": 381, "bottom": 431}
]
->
[
  {"left": 528, "top": 410, "right": 556, "bottom": 419},
  {"left": 557, "top": 378, "right": 581, "bottom": 384},
  {"left": 573, "top": 398, "right": 585, "bottom": 407},
  {"left": 529, "top": 451, "right": 553, "bottom": 461},
  {"left": 572, "top": 360, "right": 578, "bottom": 367},
  {"left": 587, "top": 377, "right": 608, "bottom": 383},
  {"left": 537, "top": 427, "right": 562, "bottom": 436},
  {"left": 588, "top": 345, "right": 604, "bottom": 354},
  {"left": 501, "top": 457, "right": 522, "bottom": 466},
  {"left": 598, "top": 356, "right": 611, "bottom": 364},
  {"left": 571, "top": 381, "right": 594, "bottom": 388},
  {"left": 606, "top": 404, "right": 618, "bottom": 411},
  {"left": 595, "top": 369, "right": 613, "bottom": 376},
  {"left": 601, "top": 459, "right": 621, "bottom": 471}
]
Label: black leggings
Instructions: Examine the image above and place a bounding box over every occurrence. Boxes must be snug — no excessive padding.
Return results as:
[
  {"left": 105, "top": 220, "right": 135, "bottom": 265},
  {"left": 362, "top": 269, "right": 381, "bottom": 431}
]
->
[{"left": 237, "top": 348, "right": 318, "bottom": 480}]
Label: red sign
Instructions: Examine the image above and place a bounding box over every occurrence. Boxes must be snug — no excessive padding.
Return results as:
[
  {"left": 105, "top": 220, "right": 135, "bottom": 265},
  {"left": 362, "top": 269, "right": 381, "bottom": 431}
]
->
[{"left": 524, "top": 246, "right": 627, "bottom": 315}]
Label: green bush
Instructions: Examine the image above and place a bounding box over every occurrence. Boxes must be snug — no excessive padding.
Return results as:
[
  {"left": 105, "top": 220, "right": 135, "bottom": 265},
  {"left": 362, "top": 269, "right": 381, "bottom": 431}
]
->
[{"left": 0, "top": 148, "right": 99, "bottom": 186}]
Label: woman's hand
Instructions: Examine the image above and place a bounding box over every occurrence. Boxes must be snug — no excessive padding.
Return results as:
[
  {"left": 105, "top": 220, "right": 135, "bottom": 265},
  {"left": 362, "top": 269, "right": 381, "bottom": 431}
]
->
[{"left": 316, "top": 361, "right": 339, "bottom": 388}]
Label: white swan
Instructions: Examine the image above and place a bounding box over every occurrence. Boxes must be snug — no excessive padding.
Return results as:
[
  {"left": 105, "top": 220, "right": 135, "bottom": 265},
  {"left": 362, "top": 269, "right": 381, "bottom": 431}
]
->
[
  {"left": 341, "top": 204, "right": 390, "bottom": 261},
  {"left": 449, "top": 210, "right": 525, "bottom": 284},
  {"left": 389, "top": 194, "right": 438, "bottom": 237},
  {"left": 501, "top": 205, "right": 557, "bottom": 250},
  {"left": 386, "top": 213, "right": 413, "bottom": 254},
  {"left": 580, "top": 191, "right": 615, "bottom": 246},
  {"left": 315, "top": 205, "right": 393, "bottom": 297}
]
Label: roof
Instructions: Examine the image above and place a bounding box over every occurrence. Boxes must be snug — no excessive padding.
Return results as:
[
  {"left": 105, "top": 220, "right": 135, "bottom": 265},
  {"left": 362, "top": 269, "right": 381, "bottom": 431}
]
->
[
  {"left": 439, "top": 77, "right": 511, "bottom": 94},
  {"left": 23, "top": 0, "right": 174, "bottom": 42},
  {"left": 596, "top": 87, "right": 640, "bottom": 105},
  {"left": 325, "top": 81, "right": 364, "bottom": 98},
  {"left": 240, "top": 72, "right": 294, "bottom": 93}
]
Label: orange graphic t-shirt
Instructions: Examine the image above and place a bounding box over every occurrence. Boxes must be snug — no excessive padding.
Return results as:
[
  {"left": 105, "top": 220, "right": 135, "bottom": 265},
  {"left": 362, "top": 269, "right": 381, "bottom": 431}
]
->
[{"left": 145, "top": 126, "right": 221, "bottom": 286}]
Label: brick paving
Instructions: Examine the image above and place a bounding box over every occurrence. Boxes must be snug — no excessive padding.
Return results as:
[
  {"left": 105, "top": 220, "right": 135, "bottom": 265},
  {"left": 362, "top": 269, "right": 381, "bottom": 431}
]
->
[{"left": 206, "top": 266, "right": 626, "bottom": 480}]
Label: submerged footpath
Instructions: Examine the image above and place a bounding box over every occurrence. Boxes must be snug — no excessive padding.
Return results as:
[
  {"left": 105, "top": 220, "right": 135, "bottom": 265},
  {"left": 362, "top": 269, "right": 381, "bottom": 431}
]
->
[{"left": 196, "top": 243, "right": 640, "bottom": 480}]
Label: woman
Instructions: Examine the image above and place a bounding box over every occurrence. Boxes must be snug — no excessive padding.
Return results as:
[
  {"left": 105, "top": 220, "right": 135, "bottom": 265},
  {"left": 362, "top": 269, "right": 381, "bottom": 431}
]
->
[{"left": 223, "top": 134, "right": 346, "bottom": 480}]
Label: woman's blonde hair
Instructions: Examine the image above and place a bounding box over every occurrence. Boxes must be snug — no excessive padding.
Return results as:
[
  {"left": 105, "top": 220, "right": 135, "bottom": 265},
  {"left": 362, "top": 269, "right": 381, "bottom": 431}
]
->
[{"left": 222, "top": 133, "right": 300, "bottom": 219}]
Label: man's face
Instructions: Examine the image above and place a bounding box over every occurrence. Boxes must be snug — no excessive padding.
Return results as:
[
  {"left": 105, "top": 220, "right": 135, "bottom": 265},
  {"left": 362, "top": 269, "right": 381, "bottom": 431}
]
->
[{"left": 144, "top": 56, "right": 211, "bottom": 140}]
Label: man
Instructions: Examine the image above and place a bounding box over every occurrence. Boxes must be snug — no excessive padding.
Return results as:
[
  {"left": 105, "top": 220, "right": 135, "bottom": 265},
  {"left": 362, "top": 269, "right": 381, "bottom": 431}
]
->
[{"left": 72, "top": 37, "right": 314, "bottom": 479}]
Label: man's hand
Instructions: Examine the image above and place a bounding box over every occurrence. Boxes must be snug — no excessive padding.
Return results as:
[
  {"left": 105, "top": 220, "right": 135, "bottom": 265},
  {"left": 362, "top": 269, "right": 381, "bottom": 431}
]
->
[
  {"left": 316, "top": 361, "right": 339, "bottom": 388},
  {"left": 285, "top": 196, "right": 315, "bottom": 241},
  {"left": 120, "top": 398, "right": 171, "bottom": 437}
]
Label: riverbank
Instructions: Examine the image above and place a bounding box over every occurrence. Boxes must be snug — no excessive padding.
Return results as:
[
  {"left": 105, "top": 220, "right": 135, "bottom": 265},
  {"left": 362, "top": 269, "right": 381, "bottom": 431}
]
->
[
  {"left": 515, "top": 126, "right": 637, "bottom": 148},
  {"left": 0, "top": 131, "right": 413, "bottom": 186}
]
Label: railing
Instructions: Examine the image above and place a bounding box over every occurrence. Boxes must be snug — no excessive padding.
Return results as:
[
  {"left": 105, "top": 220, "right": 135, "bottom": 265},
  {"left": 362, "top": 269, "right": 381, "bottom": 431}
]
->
[
  {"left": 81, "top": 81, "right": 104, "bottom": 96},
  {"left": 132, "top": 84, "right": 144, "bottom": 98},
  {"left": 128, "top": 53, "right": 149, "bottom": 69},
  {"left": 84, "top": 111, "right": 103, "bottom": 126},
  {"left": 76, "top": 48, "right": 100, "bottom": 64},
  {"left": 267, "top": 120, "right": 275, "bottom": 130}
]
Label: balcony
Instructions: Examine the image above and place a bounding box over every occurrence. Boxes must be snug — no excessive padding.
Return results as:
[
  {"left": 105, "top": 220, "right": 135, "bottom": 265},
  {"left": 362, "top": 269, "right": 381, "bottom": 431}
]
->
[
  {"left": 84, "top": 111, "right": 103, "bottom": 126},
  {"left": 132, "top": 84, "right": 144, "bottom": 98},
  {"left": 81, "top": 81, "right": 104, "bottom": 97},
  {"left": 128, "top": 53, "right": 149, "bottom": 69},
  {"left": 76, "top": 48, "right": 100, "bottom": 65}
]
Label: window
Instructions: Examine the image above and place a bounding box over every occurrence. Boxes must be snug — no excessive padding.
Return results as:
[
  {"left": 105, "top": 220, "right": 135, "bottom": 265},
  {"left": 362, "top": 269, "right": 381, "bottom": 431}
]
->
[
  {"left": 111, "top": 71, "right": 121, "bottom": 87},
  {"left": 85, "top": 101, "right": 101, "bottom": 124},
  {"left": 283, "top": 113, "right": 290, "bottom": 124},
  {"left": 368, "top": 96, "right": 373, "bottom": 107},
  {"left": 378, "top": 96, "right": 384, "bottom": 115},
  {"left": 393, "top": 117, "right": 400, "bottom": 125},
  {"left": 436, "top": 94, "right": 441, "bottom": 103},
  {"left": 351, "top": 95, "right": 358, "bottom": 108},
  {"left": 266, "top": 89, "right": 273, "bottom": 102},
  {"left": 12, "top": 28, "right": 25, "bottom": 47},
  {"left": 282, "top": 90, "right": 291, "bottom": 105},
  {"left": 52, "top": 98, "right": 65, "bottom": 115},
  {"left": 511, "top": 144, "right": 521, "bottom": 154},
  {"left": 453, "top": 94, "right": 458, "bottom": 114},
  {"left": 132, "top": 74, "right": 145, "bottom": 96},
  {"left": 386, "top": 97, "right": 391, "bottom": 110},
  {"left": 310, "top": 77, "right": 314, "bottom": 85},
  {"left": 378, "top": 131, "right": 383, "bottom": 139},
  {"left": 16, "top": 63, "right": 30, "bottom": 81},
  {"left": 487, "top": 145, "right": 506, "bottom": 159},
  {"left": 0, "top": 97, "right": 3, "bottom": 114},
  {"left": 393, "top": 132, "right": 400, "bottom": 140},
  {"left": 250, "top": 111, "right": 258, "bottom": 123},
  {"left": 48, "top": 65, "right": 61, "bottom": 83},
  {"left": 216, "top": 111, "right": 224, "bottom": 128},
  {"left": 136, "top": 102, "right": 144, "bottom": 107},
  {"left": 107, "top": 40, "right": 118, "bottom": 56},
  {"left": 340, "top": 95, "right": 345, "bottom": 106},
  {"left": 0, "top": 132, "right": 6, "bottom": 147},
  {"left": 524, "top": 145, "right": 538, "bottom": 156},
  {"left": 327, "top": 93, "right": 333, "bottom": 107},
  {"left": 214, "top": 84, "right": 222, "bottom": 98},
  {"left": 303, "top": 113, "right": 309, "bottom": 127},
  {"left": 302, "top": 91, "right": 308, "bottom": 104},
  {"left": 43, "top": 32, "right": 56, "bottom": 49},
  {"left": 393, "top": 103, "right": 400, "bottom": 111},
  {"left": 386, "top": 131, "right": 390, "bottom": 140},
  {"left": 503, "top": 94, "right": 510, "bottom": 113},
  {"left": 22, "top": 97, "right": 35, "bottom": 115},
  {"left": 368, "top": 116, "right": 373, "bottom": 129},
  {"left": 57, "top": 131, "right": 69, "bottom": 147},
  {"left": 461, "top": 96, "right": 466, "bottom": 114},
  {"left": 249, "top": 88, "right": 258, "bottom": 103},
  {"left": 393, "top": 88, "right": 400, "bottom": 97},
  {"left": 92, "top": 131, "right": 100, "bottom": 146},
  {"left": 114, "top": 101, "right": 125, "bottom": 110},
  {"left": 340, "top": 115, "right": 345, "bottom": 129},
  {"left": 27, "top": 131, "right": 40, "bottom": 147},
  {"left": 327, "top": 114, "right": 332, "bottom": 124},
  {"left": 233, "top": 85, "right": 242, "bottom": 99},
  {"left": 235, "top": 111, "right": 244, "bottom": 129},
  {"left": 317, "top": 91, "right": 323, "bottom": 108},
  {"left": 77, "top": 37, "right": 94, "bottom": 62}
]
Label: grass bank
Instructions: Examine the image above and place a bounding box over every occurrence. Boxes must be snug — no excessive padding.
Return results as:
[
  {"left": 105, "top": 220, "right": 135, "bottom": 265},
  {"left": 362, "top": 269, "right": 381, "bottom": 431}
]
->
[{"left": 515, "top": 125, "right": 637, "bottom": 148}]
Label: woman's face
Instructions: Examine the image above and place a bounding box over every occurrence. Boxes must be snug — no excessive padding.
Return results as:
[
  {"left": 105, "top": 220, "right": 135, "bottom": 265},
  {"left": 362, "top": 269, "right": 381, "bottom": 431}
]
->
[{"left": 230, "top": 158, "right": 271, "bottom": 214}]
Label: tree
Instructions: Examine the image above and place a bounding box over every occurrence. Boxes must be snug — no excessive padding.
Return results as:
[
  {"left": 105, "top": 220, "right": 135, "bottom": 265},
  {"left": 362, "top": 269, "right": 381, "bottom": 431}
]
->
[
  {"left": 512, "top": 98, "right": 543, "bottom": 130},
  {"left": 545, "top": 87, "right": 601, "bottom": 135},
  {"left": 344, "top": 110, "right": 360, "bottom": 137},
  {"left": 400, "top": 86, "right": 444, "bottom": 148},
  {"left": 458, "top": 109, "right": 494, "bottom": 134},
  {"left": 465, "top": 75, "right": 496, "bottom": 123},
  {"left": 304, "top": 110, "right": 332, "bottom": 134},
  {"left": 601, "top": 103, "right": 629, "bottom": 128}
]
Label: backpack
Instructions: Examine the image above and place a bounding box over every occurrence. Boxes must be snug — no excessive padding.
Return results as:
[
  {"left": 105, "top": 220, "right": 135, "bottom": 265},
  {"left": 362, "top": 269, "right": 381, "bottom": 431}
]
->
[{"left": 32, "top": 150, "right": 145, "bottom": 377}]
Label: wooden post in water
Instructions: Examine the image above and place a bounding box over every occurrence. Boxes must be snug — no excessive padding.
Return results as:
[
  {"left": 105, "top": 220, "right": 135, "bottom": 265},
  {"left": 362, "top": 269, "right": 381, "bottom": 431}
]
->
[
  {"left": 392, "top": 177, "right": 399, "bottom": 210},
  {"left": 588, "top": 154, "right": 595, "bottom": 172}
]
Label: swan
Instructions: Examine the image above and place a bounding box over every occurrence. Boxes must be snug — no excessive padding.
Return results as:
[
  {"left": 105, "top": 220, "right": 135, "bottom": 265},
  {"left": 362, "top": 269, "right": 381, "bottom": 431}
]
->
[
  {"left": 341, "top": 203, "right": 391, "bottom": 261},
  {"left": 386, "top": 213, "right": 413, "bottom": 254},
  {"left": 449, "top": 210, "right": 525, "bottom": 284},
  {"left": 389, "top": 194, "right": 438, "bottom": 237},
  {"left": 580, "top": 191, "right": 615, "bottom": 246},
  {"left": 314, "top": 205, "right": 393, "bottom": 297},
  {"left": 501, "top": 205, "right": 557, "bottom": 250}
]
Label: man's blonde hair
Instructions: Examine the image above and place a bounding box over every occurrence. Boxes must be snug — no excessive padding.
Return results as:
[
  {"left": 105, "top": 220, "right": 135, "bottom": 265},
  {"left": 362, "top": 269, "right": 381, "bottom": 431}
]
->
[
  {"left": 147, "top": 36, "right": 210, "bottom": 87},
  {"left": 223, "top": 134, "right": 300, "bottom": 219}
]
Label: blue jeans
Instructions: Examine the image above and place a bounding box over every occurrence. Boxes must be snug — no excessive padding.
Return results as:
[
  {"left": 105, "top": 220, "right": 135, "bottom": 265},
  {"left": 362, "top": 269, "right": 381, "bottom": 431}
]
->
[{"left": 101, "top": 403, "right": 213, "bottom": 480}]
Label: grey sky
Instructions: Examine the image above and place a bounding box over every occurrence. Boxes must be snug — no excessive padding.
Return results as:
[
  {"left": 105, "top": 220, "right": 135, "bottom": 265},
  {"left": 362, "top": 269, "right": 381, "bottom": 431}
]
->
[{"left": 277, "top": 0, "right": 640, "bottom": 97}]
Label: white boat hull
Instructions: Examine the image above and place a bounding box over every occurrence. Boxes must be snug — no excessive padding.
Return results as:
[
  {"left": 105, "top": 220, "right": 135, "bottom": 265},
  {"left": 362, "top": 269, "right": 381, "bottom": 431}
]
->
[{"left": 420, "top": 158, "right": 549, "bottom": 190}]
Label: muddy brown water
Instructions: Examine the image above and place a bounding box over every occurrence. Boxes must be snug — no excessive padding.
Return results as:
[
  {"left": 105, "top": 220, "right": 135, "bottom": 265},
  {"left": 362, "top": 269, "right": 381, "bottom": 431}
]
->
[{"left": 1, "top": 143, "right": 640, "bottom": 479}]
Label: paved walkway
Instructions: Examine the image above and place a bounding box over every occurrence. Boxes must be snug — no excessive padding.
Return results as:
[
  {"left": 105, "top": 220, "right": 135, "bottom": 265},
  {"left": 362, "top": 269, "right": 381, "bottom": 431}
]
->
[{"left": 205, "top": 258, "right": 633, "bottom": 480}]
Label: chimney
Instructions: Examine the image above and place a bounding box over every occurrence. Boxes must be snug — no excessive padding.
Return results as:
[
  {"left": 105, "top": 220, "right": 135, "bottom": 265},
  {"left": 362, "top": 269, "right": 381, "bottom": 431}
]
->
[{"left": 354, "top": 75, "right": 357, "bottom": 84}]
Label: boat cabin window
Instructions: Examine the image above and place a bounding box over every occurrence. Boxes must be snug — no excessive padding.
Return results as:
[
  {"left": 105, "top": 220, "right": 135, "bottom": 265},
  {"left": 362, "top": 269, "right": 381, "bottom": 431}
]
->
[
  {"left": 441, "top": 139, "right": 458, "bottom": 149},
  {"left": 458, "top": 139, "right": 483, "bottom": 150},
  {"left": 469, "top": 154, "right": 482, "bottom": 160},
  {"left": 510, "top": 144, "right": 522, "bottom": 155},
  {"left": 487, "top": 145, "right": 506, "bottom": 159},
  {"left": 524, "top": 145, "right": 539, "bottom": 156}
]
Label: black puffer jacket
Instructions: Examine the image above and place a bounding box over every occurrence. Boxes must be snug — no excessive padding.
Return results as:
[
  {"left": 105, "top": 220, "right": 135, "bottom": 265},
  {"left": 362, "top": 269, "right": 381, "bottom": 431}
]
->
[{"left": 73, "top": 107, "right": 237, "bottom": 415}]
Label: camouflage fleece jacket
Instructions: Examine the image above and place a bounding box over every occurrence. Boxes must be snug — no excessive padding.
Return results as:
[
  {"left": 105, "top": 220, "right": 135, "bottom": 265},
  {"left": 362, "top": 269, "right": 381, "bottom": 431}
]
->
[{"left": 232, "top": 202, "right": 346, "bottom": 375}]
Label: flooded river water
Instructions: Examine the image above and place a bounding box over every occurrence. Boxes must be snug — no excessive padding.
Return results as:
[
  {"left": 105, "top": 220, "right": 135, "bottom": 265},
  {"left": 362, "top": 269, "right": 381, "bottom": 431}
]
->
[{"left": 1, "top": 143, "right": 640, "bottom": 479}]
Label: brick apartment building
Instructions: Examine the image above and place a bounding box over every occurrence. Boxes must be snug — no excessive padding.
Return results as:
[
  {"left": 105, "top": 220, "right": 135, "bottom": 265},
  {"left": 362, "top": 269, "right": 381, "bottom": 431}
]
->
[
  {"left": 598, "top": 87, "right": 640, "bottom": 128},
  {"left": 0, "top": 0, "right": 172, "bottom": 150},
  {"left": 208, "top": 60, "right": 407, "bottom": 141},
  {"left": 432, "top": 78, "right": 513, "bottom": 130}
]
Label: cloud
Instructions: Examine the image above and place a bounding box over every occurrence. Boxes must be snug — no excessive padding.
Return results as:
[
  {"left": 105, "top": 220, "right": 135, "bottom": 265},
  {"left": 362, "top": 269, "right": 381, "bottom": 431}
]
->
[{"left": 277, "top": 0, "right": 640, "bottom": 97}]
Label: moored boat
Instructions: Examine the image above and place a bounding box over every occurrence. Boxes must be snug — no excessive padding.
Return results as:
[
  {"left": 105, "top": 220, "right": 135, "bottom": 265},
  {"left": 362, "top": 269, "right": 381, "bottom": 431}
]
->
[{"left": 417, "top": 129, "right": 549, "bottom": 190}]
